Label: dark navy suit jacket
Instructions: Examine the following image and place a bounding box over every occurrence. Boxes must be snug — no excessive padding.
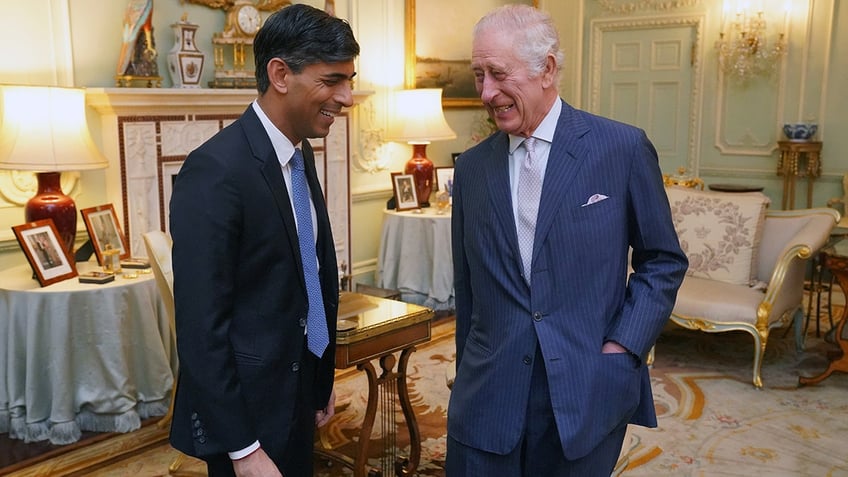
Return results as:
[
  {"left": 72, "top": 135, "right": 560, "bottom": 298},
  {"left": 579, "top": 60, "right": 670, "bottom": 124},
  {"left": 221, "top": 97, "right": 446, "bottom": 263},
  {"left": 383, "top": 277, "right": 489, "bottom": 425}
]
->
[
  {"left": 168, "top": 106, "right": 339, "bottom": 459},
  {"left": 448, "top": 100, "right": 687, "bottom": 459}
]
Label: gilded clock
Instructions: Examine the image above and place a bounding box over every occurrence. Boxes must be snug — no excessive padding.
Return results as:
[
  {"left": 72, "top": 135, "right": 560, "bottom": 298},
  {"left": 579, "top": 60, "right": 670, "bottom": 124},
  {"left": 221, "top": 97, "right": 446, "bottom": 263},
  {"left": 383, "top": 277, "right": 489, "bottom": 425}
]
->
[{"left": 235, "top": 3, "right": 262, "bottom": 36}]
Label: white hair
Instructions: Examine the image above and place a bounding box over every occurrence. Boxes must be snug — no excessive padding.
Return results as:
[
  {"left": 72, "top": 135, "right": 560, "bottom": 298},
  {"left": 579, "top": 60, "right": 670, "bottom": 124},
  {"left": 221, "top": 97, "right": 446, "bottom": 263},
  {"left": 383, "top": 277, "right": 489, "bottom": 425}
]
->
[{"left": 473, "top": 4, "right": 565, "bottom": 81}]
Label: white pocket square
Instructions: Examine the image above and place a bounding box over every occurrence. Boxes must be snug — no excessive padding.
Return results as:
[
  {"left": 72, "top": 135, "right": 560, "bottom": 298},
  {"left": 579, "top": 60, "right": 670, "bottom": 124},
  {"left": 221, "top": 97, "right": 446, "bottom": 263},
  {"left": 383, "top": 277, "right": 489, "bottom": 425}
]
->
[{"left": 581, "top": 194, "right": 609, "bottom": 207}]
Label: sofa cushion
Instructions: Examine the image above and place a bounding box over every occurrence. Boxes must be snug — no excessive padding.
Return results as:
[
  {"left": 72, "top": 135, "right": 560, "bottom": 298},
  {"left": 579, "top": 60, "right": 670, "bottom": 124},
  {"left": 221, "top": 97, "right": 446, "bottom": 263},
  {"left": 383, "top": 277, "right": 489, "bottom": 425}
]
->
[
  {"left": 672, "top": 275, "right": 765, "bottom": 324},
  {"left": 666, "top": 187, "right": 769, "bottom": 286}
]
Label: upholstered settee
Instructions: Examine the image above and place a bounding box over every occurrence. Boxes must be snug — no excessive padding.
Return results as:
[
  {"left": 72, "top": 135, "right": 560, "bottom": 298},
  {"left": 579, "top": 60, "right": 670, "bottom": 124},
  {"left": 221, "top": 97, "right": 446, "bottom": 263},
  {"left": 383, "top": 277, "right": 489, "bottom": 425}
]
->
[{"left": 659, "top": 186, "right": 839, "bottom": 388}]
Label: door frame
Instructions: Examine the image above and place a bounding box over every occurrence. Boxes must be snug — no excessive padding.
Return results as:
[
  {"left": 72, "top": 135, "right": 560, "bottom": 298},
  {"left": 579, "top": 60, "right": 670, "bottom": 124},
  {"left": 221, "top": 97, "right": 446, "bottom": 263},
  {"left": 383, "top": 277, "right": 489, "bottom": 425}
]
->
[{"left": 588, "top": 14, "right": 706, "bottom": 174}]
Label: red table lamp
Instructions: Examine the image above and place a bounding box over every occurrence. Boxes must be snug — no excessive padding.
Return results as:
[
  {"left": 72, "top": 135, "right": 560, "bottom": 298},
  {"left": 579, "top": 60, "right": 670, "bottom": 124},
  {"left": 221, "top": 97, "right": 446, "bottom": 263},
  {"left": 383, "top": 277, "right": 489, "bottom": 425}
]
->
[
  {"left": 386, "top": 89, "right": 456, "bottom": 207},
  {"left": 0, "top": 85, "right": 108, "bottom": 257}
]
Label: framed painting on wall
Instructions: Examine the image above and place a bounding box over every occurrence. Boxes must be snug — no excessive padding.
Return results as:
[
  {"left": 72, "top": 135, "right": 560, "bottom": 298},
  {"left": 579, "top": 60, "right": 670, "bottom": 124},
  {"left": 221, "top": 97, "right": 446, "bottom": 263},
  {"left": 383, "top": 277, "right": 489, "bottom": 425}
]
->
[{"left": 404, "top": 0, "right": 538, "bottom": 108}]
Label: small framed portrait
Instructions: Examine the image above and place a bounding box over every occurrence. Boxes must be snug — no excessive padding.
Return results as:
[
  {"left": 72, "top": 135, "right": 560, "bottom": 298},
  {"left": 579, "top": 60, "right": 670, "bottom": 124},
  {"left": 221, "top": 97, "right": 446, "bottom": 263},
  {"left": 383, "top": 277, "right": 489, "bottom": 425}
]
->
[
  {"left": 80, "top": 204, "right": 130, "bottom": 266},
  {"left": 435, "top": 166, "right": 455, "bottom": 194},
  {"left": 12, "top": 219, "right": 78, "bottom": 287},
  {"left": 391, "top": 172, "right": 420, "bottom": 212}
]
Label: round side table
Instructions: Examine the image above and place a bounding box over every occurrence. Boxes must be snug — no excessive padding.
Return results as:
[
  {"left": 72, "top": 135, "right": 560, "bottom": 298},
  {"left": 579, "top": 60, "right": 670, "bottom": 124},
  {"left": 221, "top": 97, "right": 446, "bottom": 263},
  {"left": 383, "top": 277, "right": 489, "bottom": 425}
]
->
[{"left": 708, "top": 184, "right": 765, "bottom": 193}]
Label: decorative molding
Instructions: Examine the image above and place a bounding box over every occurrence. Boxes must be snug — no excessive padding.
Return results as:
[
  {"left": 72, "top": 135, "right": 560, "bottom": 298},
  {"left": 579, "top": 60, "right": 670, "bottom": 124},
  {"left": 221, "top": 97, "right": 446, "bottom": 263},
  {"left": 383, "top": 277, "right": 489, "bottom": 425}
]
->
[
  {"left": 595, "top": 0, "right": 700, "bottom": 14},
  {"left": 351, "top": 100, "right": 391, "bottom": 173},
  {"left": 713, "top": 27, "right": 788, "bottom": 155},
  {"left": 589, "top": 14, "right": 705, "bottom": 173},
  {"left": 713, "top": 23, "right": 789, "bottom": 156}
]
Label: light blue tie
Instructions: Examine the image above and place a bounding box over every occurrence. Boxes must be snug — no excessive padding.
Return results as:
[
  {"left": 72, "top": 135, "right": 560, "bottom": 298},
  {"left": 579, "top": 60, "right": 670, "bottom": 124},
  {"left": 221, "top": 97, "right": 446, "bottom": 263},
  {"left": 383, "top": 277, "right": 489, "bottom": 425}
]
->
[{"left": 291, "top": 148, "right": 329, "bottom": 357}]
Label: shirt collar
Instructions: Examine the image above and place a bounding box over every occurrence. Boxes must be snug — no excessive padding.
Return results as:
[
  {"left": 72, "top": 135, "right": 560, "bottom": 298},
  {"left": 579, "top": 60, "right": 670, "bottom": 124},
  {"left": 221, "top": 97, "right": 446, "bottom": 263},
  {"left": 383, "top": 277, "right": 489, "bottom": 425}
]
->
[
  {"left": 508, "top": 98, "right": 562, "bottom": 154},
  {"left": 251, "top": 100, "right": 297, "bottom": 165}
]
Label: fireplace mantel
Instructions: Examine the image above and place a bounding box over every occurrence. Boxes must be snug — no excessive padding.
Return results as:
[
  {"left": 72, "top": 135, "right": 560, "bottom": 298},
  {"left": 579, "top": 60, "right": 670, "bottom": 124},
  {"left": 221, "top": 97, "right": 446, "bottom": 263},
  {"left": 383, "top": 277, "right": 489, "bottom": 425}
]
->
[
  {"left": 85, "top": 87, "right": 371, "bottom": 273},
  {"left": 86, "top": 87, "right": 373, "bottom": 115}
]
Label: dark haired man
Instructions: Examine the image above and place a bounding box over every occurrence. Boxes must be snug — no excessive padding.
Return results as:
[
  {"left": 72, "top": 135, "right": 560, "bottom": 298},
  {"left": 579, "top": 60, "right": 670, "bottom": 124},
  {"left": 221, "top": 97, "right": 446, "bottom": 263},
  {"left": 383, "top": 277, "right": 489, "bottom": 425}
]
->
[{"left": 168, "top": 5, "right": 359, "bottom": 476}]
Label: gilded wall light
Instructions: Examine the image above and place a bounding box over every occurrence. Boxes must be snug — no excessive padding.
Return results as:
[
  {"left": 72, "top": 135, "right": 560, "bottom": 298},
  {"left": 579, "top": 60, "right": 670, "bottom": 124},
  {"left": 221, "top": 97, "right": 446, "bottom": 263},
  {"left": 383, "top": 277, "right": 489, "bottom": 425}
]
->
[{"left": 715, "top": 1, "right": 789, "bottom": 82}]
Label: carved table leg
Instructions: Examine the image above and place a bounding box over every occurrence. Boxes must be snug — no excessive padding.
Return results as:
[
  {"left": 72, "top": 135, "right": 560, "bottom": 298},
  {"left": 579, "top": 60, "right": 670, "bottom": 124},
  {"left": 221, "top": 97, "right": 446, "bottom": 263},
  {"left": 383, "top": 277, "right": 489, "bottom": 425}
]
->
[
  {"left": 394, "top": 347, "right": 421, "bottom": 476},
  {"left": 800, "top": 261, "right": 848, "bottom": 386}
]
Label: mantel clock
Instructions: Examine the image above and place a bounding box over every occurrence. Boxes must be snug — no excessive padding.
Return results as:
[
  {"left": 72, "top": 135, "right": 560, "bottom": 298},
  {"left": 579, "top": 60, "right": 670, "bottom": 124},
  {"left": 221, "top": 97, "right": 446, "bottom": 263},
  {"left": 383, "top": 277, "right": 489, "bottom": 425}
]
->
[{"left": 184, "top": 0, "right": 291, "bottom": 88}]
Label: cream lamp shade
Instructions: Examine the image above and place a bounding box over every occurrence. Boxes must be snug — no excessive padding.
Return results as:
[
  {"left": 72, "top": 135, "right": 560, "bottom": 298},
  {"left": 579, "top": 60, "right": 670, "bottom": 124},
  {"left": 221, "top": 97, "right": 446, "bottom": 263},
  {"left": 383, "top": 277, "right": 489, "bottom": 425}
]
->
[
  {"left": 386, "top": 89, "right": 456, "bottom": 207},
  {"left": 386, "top": 88, "right": 457, "bottom": 144},
  {"left": 0, "top": 85, "right": 108, "bottom": 171},
  {"left": 0, "top": 85, "right": 109, "bottom": 258}
]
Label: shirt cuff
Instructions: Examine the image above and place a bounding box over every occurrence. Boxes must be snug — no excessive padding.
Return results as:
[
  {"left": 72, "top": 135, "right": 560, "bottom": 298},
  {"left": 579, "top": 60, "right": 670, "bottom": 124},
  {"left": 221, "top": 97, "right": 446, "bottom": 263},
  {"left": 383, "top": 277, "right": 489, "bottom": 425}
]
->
[{"left": 228, "top": 441, "right": 260, "bottom": 460}]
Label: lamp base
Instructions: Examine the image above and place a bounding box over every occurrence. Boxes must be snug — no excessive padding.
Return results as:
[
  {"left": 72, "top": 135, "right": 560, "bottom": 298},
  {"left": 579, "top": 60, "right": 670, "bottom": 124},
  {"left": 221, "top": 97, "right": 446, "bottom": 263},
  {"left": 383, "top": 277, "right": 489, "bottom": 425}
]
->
[
  {"left": 25, "top": 172, "right": 77, "bottom": 260},
  {"left": 405, "top": 144, "right": 433, "bottom": 207}
]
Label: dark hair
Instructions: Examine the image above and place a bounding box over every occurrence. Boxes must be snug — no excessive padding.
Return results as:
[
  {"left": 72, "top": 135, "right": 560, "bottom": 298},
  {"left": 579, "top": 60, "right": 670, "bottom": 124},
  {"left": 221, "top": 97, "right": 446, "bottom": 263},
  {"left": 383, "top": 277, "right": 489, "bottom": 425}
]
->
[{"left": 254, "top": 4, "right": 360, "bottom": 94}]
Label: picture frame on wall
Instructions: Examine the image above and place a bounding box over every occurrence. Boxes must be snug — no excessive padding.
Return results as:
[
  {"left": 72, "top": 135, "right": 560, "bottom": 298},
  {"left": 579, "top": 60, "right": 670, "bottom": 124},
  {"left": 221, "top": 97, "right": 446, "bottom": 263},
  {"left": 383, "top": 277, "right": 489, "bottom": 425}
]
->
[
  {"left": 12, "top": 219, "right": 78, "bottom": 287},
  {"left": 80, "top": 204, "right": 130, "bottom": 266},
  {"left": 405, "top": 0, "right": 538, "bottom": 107},
  {"left": 392, "top": 172, "right": 420, "bottom": 212}
]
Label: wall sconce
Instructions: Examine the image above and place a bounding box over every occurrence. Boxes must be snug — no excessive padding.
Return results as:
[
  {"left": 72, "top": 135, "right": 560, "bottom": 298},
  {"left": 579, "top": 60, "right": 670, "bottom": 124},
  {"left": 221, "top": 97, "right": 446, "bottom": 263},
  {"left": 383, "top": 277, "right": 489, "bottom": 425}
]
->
[
  {"left": 715, "top": 1, "right": 789, "bottom": 82},
  {"left": 386, "top": 89, "right": 456, "bottom": 207},
  {"left": 0, "top": 85, "right": 108, "bottom": 257}
]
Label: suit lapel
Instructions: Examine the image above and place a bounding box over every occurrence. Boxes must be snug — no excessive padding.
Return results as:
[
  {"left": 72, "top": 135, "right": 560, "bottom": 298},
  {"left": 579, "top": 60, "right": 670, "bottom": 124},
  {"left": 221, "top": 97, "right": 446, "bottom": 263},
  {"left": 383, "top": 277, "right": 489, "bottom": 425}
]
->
[
  {"left": 485, "top": 133, "right": 522, "bottom": 261},
  {"left": 240, "top": 107, "right": 305, "bottom": 282},
  {"left": 534, "top": 102, "right": 590, "bottom": 259}
]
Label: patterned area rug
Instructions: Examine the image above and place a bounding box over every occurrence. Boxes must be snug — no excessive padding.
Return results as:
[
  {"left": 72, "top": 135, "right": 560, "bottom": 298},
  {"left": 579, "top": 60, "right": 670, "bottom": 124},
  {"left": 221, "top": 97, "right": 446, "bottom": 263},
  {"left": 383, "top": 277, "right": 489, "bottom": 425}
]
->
[
  {"left": 621, "top": 316, "right": 848, "bottom": 476},
  {"left": 318, "top": 316, "right": 848, "bottom": 477},
  {"left": 87, "top": 311, "right": 847, "bottom": 477}
]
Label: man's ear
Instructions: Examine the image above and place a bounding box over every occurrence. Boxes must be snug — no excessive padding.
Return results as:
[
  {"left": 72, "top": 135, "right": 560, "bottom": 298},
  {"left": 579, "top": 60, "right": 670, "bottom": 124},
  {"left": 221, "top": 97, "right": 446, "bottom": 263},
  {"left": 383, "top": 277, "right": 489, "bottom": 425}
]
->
[
  {"left": 541, "top": 54, "right": 557, "bottom": 89},
  {"left": 267, "top": 57, "right": 289, "bottom": 94}
]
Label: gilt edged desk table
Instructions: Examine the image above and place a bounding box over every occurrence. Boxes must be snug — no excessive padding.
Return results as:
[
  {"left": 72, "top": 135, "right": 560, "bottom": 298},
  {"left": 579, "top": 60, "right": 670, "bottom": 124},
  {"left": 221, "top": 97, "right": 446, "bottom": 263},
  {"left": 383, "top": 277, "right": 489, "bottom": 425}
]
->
[{"left": 316, "top": 292, "right": 434, "bottom": 477}]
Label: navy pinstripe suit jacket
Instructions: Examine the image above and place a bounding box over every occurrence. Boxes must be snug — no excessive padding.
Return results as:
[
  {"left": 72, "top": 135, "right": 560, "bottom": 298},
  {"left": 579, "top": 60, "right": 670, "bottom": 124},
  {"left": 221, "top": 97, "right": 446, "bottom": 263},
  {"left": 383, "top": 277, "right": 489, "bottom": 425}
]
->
[{"left": 448, "top": 100, "right": 688, "bottom": 460}]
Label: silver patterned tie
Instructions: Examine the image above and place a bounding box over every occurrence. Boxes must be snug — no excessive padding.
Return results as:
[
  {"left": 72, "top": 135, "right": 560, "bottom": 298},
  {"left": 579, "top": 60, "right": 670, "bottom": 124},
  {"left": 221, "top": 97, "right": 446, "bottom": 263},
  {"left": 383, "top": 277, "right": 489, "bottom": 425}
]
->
[
  {"left": 516, "top": 137, "right": 542, "bottom": 285},
  {"left": 291, "top": 149, "right": 329, "bottom": 357}
]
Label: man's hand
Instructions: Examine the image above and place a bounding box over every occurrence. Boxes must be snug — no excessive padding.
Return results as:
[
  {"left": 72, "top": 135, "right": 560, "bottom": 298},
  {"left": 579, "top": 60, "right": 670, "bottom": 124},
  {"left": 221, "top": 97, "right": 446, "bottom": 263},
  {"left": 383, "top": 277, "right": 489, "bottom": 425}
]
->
[
  {"left": 601, "top": 341, "right": 628, "bottom": 354},
  {"left": 315, "top": 388, "right": 336, "bottom": 427},
  {"left": 232, "top": 447, "right": 282, "bottom": 477}
]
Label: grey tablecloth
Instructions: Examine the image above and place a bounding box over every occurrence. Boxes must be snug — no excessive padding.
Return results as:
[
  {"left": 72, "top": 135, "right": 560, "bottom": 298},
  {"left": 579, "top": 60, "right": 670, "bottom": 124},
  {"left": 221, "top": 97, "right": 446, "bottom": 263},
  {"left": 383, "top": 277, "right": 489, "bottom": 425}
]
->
[
  {"left": 377, "top": 208, "right": 454, "bottom": 310},
  {"left": 0, "top": 261, "right": 175, "bottom": 445}
]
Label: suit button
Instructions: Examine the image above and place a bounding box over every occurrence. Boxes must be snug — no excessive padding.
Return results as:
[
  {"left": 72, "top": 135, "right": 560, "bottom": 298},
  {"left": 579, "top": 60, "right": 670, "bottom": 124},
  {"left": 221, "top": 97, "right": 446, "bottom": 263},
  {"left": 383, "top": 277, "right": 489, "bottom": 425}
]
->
[
  {"left": 198, "top": 436, "right": 207, "bottom": 444},
  {"left": 533, "top": 312, "right": 542, "bottom": 322},
  {"left": 193, "top": 420, "right": 201, "bottom": 428},
  {"left": 191, "top": 412, "right": 198, "bottom": 420},
  {"left": 523, "top": 355, "right": 532, "bottom": 365},
  {"left": 299, "top": 318, "right": 307, "bottom": 327},
  {"left": 291, "top": 362, "right": 300, "bottom": 372}
]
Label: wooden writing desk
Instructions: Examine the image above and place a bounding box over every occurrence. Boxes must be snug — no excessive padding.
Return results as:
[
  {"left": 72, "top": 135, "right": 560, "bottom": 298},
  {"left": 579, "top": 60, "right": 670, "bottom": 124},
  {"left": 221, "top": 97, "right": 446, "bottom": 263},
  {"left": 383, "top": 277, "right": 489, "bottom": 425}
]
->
[{"left": 315, "top": 292, "right": 433, "bottom": 477}]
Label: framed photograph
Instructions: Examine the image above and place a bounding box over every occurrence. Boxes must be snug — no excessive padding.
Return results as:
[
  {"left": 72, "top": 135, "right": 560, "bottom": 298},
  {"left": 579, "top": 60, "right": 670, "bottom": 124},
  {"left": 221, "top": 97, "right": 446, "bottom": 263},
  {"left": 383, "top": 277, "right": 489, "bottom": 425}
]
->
[
  {"left": 404, "top": 0, "right": 538, "bottom": 107},
  {"left": 12, "top": 219, "right": 77, "bottom": 287},
  {"left": 435, "top": 166, "right": 455, "bottom": 193},
  {"left": 80, "top": 204, "right": 130, "bottom": 266},
  {"left": 391, "top": 172, "right": 420, "bottom": 211}
]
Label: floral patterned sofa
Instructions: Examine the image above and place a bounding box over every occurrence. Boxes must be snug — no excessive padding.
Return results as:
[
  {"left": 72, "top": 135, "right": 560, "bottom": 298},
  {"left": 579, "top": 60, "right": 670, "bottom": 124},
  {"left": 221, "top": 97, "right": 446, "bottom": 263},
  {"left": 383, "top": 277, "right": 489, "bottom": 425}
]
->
[{"left": 658, "top": 186, "right": 839, "bottom": 388}]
